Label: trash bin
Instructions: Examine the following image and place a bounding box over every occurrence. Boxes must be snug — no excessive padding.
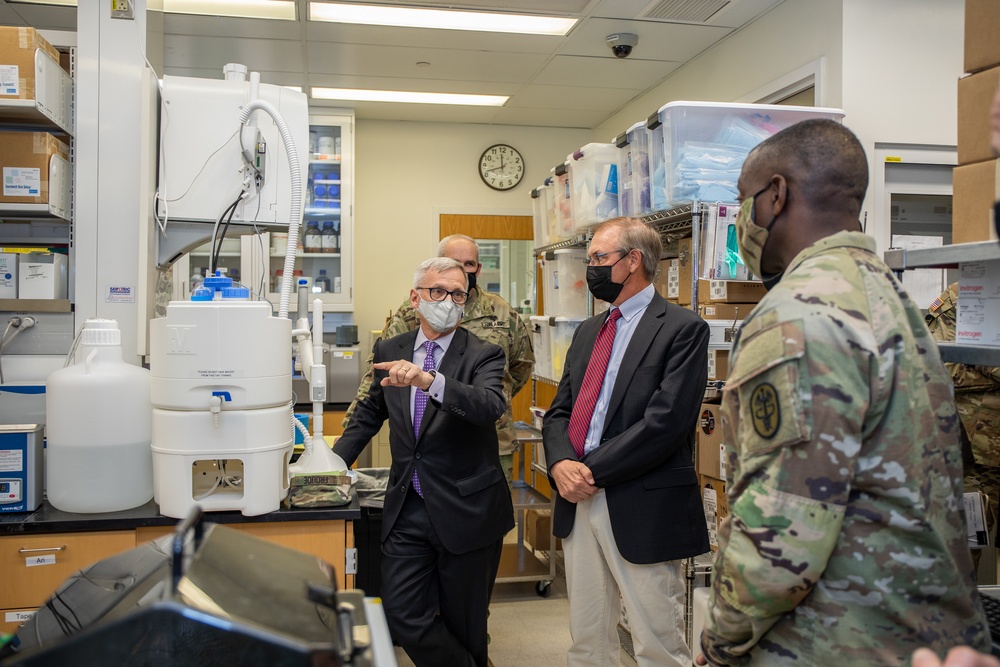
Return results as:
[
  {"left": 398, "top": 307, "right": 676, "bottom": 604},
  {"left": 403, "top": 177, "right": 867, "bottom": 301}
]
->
[{"left": 353, "top": 468, "right": 389, "bottom": 598}]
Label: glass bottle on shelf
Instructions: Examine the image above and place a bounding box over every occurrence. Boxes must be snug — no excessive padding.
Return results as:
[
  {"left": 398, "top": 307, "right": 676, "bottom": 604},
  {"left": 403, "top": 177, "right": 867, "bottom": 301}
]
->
[
  {"left": 321, "top": 221, "right": 337, "bottom": 253},
  {"left": 333, "top": 222, "right": 341, "bottom": 254},
  {"left": 314, "top": 269, "right": 331, "bottom": 293},
  {"left": 303, "top": 221, "right": 323, "bottom": 253}
]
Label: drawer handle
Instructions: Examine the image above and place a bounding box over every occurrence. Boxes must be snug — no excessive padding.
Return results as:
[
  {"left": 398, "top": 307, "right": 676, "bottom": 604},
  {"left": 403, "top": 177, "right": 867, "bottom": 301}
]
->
[{"left": 18, "top": 545, "right": 67, "bottom": 554}]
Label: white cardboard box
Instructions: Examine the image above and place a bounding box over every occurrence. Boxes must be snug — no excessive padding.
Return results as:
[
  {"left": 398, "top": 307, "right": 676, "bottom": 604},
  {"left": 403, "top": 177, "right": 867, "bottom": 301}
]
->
[
  {"left": 18, "top": 252, "right": 66, "bottom": 299},
  {"left": 957, "top": 259, "right": 1000, "bottom": 345},
  {"left": 0, "top": 253, "right": 17, "bottom": 298}
]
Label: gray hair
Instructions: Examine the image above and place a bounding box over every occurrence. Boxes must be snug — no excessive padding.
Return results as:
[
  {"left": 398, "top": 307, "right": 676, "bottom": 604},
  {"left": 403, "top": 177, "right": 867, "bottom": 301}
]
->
[
  {"left": 413, "top": 257, "right": 468, "bottom": 289},
  {"left": 593, "top": 217, "right": 662, "bottom": 279},
  {"left": 438, "top": 234, "right": 479, "bottom": 259}
]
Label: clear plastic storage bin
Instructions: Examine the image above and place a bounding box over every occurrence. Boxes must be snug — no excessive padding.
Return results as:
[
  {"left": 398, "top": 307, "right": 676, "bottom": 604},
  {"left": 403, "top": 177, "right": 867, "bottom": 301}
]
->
[
  {"left": 542, "top": 248, "right": 588, "bottom": 318},
  {"left": 529, "top": 315, "right": 553, "bottom": 381},
  {"left": 647, "top": 101, "right": 845, "bottom": 211},
  {"left": 552, "top": 159, "right": 575, "bottom": 240},
  {"left": 569, "top": 143, "right": 619, "bottom": 230},
  {"left": 544, "top": 175, "right": 564, "bottom": 244},
  {"left": 531, "top": 184, "right": 551, "bottom": 249},
  {"left": 552, "top": 317, "right": 585, "bottom": 379},
  {"left": 616, "top": 122, "right": 651, "bottom": 217}
]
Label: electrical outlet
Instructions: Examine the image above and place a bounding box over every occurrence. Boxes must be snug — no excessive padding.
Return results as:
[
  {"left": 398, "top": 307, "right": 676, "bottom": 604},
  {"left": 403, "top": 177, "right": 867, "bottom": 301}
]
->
[{"left": 111, "top": 0, "right": 133, "bottom": 20}]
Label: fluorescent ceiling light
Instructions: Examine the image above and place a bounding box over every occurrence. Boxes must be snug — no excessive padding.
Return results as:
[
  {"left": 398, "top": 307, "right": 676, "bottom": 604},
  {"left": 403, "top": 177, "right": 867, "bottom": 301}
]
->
[
  {"left": 11, "top": 0, "right": 297, "bottom": 19},
  {"left": 165, "top": 0, "right": 296, "bottom": 20},
  {"left": 312, "top": 87, "right": 507, "bottom": 106},
  {"left": 309, "top": 2, "right": 576, "bottom": 36}
]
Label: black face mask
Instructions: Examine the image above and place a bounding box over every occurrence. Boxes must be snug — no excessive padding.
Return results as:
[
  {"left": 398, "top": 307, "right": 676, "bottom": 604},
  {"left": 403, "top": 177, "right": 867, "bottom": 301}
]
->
[
  {"left": 586, "top": 252, "right": 630, "bottom": 303},
  {"left": 466, "top": 271, "right": 477, "bottom": 292}
]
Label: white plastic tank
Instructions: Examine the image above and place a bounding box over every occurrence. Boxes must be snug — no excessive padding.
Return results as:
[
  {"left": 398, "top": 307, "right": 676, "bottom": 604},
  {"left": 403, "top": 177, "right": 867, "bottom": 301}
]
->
[{"left": 45, "top": 318, "right": 153, "bottom": 513}]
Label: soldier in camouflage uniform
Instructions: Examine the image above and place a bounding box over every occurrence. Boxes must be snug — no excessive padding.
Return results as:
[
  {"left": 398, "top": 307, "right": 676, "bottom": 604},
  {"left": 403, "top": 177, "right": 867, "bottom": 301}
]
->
[
  {"left": 698, "top": 120, "right": 989, "bottom": 666},
  {"left": 344, "top": 234, "right": 534, "bottom": 484},
  {"left": 926, "top": 283, "right": 1000, "bottom": 567}
]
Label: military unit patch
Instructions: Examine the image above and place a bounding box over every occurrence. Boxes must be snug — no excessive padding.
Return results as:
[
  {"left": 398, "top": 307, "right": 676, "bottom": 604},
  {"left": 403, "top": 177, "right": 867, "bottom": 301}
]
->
[{"left": 750, "top": 382, "right": 780, "bottom": 438}]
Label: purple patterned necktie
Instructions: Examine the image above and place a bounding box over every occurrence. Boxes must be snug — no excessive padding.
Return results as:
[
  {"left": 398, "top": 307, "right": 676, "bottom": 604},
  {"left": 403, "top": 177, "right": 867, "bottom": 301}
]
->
[{"left": 411, "top": 340, "right": 437, "bottom": 497}]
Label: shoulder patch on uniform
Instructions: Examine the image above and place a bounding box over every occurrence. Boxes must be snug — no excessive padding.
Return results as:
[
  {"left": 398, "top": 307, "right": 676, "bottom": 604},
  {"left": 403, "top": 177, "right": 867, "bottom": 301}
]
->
[
  {"left": 929, "top": 297, "right": 943, "bottom": 313},
  {"left": 750, "top": 382, "right": 781, "bottom": 439}
]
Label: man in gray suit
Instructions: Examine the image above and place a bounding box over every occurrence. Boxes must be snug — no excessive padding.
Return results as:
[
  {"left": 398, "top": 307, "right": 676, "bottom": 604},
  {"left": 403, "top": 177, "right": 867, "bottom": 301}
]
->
[
  {"left": 543, "top": 217, "right": 710, "bottom": 667},
  {"left": 335, "top": 257, "right": 514, "bottom": 667}
]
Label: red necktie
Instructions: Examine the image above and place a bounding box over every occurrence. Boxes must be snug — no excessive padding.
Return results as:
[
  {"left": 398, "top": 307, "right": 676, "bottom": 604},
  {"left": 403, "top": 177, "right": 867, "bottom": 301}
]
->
[{"left": 568, "top": 308, "right": 623, "bottom": 458}]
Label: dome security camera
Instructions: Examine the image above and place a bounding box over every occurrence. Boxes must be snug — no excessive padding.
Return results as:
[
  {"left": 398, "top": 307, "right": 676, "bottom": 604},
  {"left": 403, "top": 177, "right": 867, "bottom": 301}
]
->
[{"left": 606, "top": 33, "right": 639, "bottom": 59}]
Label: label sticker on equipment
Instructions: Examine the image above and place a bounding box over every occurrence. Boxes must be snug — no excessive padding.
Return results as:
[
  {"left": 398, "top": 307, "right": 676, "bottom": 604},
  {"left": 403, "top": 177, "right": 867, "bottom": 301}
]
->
[
  {"left": 3, "top": 167, "right": 41, "bottom": 197},
  {"left": 0, "top": 65, "right": 18, "bottom": 95},
  {"left": 106, "top": 285, "right": 136, "bottom": 303},
  {"left": 0, "top": 449, "right": 23, "bottom": 473},
  {"left": 26, "top": 554, "right": 56, "bottom": 567},
  {"left": 5, "top": 610, "right": 35, "bottom": 624}
]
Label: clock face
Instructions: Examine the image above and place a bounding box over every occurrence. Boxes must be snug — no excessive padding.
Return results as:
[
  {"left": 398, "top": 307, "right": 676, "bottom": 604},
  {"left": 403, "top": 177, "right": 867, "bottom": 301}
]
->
[{"left": 479, "top": 144, "right": 525, "bottom": 191}]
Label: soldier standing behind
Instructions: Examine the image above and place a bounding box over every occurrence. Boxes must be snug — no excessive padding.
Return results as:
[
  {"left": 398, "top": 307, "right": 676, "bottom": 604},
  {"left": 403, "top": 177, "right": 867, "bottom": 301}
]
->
[
  {"left": 926, "top": 283, "right": 1000, "bottom": 567},
  {"left": 697, "top": 119, "right": 989, "bottom": 666},
  {"left": 344, "top": 234, "right": 534, "bottom": 484}
]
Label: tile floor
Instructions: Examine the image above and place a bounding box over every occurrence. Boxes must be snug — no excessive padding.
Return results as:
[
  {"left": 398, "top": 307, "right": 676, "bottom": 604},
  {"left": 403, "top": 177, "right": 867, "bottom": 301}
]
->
[{"left": 391, "top": 576, "right": 640, "bottom": 667}]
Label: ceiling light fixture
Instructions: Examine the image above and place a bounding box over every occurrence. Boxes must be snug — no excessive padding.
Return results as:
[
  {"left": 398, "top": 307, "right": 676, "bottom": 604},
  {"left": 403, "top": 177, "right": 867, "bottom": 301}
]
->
[
  {"left": 311, "top": 87, "right": 507, "bottom": 106},
  {"left": 308, "top": 2, "right": 577, "bottom": 36},
  {"left": 8, "top": 0, "right": 297, "bottom": 19}
]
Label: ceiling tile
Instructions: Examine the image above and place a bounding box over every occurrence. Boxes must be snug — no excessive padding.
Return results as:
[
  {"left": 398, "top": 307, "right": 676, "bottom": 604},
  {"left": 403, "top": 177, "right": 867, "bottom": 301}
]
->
[
  {"left": 164, "top": 13, "right": 305, "bottom": 40},
  {"left": 558, "top": 16, "right": 731, "bottom": 60},
  {"left": 304, "top": 21, "right": 566, "bottom": 55},
  {"left": 304, "top": 42, "right": 548, "bottom": 84},
  {"left": 507, "top": 84, "right": 641, "bottom": 112},
  {"left": 306, "top": 73, "right": 519, "bottom": 96},
  {"left": 164, "top": 34, "right": 304, "bottom": 72},
  {"left": 490, "top": 105, "right": 607, "bottom": 129},
  {"left": 533, "top": 54, "right": 679, "bottom": 89},
  {"left": 322, "top": 99, "right": 500, "bottom": 124},
  {"left": 352, "top": 0, "right": 593, "bottom": 13}
]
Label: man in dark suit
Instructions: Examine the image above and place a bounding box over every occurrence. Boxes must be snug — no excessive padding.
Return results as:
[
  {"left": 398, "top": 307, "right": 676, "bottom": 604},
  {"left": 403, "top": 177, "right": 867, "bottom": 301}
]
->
[
  {"left": 334, "top": 256, "right": 514, "bottom": 667},
  {"left": 543, "top": 217, "right": 710, "bottom": 667}
]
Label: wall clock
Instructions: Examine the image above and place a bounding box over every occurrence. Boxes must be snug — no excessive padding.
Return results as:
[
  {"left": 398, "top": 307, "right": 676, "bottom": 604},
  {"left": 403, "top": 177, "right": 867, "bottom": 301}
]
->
[{"left": 479, "top": 144, "right": 524, "bottom": 191}]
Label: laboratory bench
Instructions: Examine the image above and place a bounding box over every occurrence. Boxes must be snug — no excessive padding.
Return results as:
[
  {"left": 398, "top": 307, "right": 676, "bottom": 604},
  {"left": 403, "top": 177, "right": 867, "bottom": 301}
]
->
[{"left": 0, "top": 497, "right": 360, "bottom": 635}]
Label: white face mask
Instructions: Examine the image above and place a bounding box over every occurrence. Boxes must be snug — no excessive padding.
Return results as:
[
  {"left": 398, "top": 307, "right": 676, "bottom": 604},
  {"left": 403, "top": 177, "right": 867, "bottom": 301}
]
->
[{"left": 418, "top": 298, "right": 463, "bottom": 333}]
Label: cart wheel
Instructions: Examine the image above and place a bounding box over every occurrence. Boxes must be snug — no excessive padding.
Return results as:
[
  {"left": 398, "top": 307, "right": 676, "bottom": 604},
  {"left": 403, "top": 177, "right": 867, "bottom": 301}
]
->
[{"left": 536, "top": 581, "right": 551, "bottom": 598}]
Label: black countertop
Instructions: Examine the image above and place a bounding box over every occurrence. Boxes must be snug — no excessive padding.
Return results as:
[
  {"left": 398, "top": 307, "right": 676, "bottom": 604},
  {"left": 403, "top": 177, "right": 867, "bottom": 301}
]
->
[{"left": 0, "top": 496, "right": 360, "bottom": 535}]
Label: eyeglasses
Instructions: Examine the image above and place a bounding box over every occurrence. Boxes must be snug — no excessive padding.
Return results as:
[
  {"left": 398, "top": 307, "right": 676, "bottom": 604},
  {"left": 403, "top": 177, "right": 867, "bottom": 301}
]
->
[
  {"left": 417, "top": 286, "right": 469, "bottom": 305},
  {"left": 584, "top": 249, "right": 629, "bottom": 266}
]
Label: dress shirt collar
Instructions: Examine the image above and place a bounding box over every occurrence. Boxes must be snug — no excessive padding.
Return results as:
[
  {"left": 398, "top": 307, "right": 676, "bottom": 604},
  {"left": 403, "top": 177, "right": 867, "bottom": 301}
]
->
[
  {"left": 414, "top": 328, "right": 456, "bottom": 356},
  {"left": 612, "top": 282, "right": 655, "bottom": 323}
]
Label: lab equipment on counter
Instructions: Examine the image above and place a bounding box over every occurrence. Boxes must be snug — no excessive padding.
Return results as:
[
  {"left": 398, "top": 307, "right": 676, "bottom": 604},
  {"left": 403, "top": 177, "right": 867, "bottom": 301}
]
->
[
  {"left": 0, "top": 424, "right": 43, "bottom": 513},
  {"left": 45, "top": 318, "right": 153, "bottom": 514},
  {"left": 149, "top": 273, "right": 293, "bottom": 518}
]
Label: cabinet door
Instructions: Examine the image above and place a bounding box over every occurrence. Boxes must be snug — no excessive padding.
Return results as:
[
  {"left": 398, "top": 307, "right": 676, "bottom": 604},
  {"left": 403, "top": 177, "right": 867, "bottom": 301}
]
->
[{"left": 0, "top": 531, "right": 136, "bottom": 610}]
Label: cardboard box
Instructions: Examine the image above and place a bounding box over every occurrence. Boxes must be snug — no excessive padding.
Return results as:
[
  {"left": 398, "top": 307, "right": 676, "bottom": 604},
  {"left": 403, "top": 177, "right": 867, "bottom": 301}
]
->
[
  {"left": 696, "top": 403, "right": 726, "bottom": 480},
  {"left": 699, "top": 303, "right": 755, "bottom": 322},
  {"left": 18, "top": 252, "right": 66, "bottom": 299},
  {"left": 698, "top": 279, "right": 766, "bottom": 304},
  {"left": 0, "top": 27, "right": 60, "bottom": 100},
  {"left": 958, "top": 67, "right": 1000, "bottom": 165},
  {"left": 707, "top": 348, "right": 730, "bottom": 381},
  {"left": 525, "top": 508, "right": 561, "bottom": 552},
  {"left": 654, "top": 258, "right": 671, "bottom": 299},
  {"left": 952, "top": 159, "right": 1000, "bottom": 244},
  {"left": 673, "top": 237, "right": 693, "bottom": 305},
  {"left": 0, "top": 253, "right": 17, "bottom": 298},
  {"left": 700, "top": 474, "right": 729, "bottom": 552},
  {"left": 965, "top": 0, "right": 1000, "bottom": 74},
  {"left": 0, "top": 131, "right": 70, "bottom": 204},
  {"left": 957, "top": 259, "right": 1000, "bottom": 345}
]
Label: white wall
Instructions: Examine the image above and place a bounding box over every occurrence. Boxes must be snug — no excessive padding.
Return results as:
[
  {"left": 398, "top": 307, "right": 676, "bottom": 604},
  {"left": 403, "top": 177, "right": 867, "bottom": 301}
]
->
[
  {"left": 841, "top": 0, "right": 964, "bottom": 245},
  {"left": 352, "top": 120, "right": 591, "bottom": 355},
  {"left": 594, "top": 0, "right": 845, "bottom": 140}
]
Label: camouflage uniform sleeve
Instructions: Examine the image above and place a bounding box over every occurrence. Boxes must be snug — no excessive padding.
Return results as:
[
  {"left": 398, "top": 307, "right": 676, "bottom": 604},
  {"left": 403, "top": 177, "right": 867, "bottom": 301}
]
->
[
  {"left": 342, "top": 299, "right": 418, "bottom": 429},
  {"left": 701, "top": 313, "right": 861, "bottom": 665},
  {"left": 507, "top": 311, "right": 535, "bottom": 398}
]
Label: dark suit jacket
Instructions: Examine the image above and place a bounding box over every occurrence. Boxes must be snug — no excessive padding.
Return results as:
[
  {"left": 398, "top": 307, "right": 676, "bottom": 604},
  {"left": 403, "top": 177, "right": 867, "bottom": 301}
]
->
[
  {"left": 542, "top": 290, "right": 711, "bottom": 564},
  {"left": 334, "top": 327, "right": 515, "bottom": 554}
]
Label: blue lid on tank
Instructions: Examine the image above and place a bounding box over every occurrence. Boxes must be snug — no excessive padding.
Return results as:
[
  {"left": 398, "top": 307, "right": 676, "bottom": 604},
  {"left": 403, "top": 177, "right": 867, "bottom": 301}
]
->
[
  {"left": 203, "top": 270, "right": 233, "bottom": 291},
  {"left": 221, "top": 286, "right": 251, "bottom": 300},
  {"left": 190, "top": 285, "right": 215, "bottom": 301}
]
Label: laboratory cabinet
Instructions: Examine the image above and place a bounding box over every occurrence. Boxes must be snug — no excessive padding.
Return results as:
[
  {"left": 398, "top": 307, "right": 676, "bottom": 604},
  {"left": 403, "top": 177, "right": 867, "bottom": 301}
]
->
[
  {"left": 0, "top": 501, "right": 359, "bottom": 636},
  {"left": 171, "top": 113, "right": 354, "bottom": 312}
]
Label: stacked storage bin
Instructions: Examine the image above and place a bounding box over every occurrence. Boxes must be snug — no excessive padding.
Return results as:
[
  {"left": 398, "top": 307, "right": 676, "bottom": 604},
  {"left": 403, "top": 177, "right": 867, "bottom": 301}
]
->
[
  {"left": 531, "top": 184, "right": 551, "bottom": 249},
  {"left": 615, "top": 122, "right": 651, "bottom": 218},
  {"left": 647, "top": 101, "right": 844, "bottom": 212},
  {"left": 552, "top": 159, "right": 575, "bottom": 240},
  {"left": 529, "top": 315, "right": 553, "bottom": 381},
  {"left": 568, "top": 143, "right": 619, "bottom": 231},
  {"left": 541, "top": 248, "right": 588, "bottom": 319}
]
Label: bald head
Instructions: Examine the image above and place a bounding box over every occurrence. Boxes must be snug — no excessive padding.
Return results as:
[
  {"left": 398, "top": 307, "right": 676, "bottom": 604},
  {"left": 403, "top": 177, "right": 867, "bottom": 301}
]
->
[{"left": 745, "top": 119, "right": 868, "bottom": 219}]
